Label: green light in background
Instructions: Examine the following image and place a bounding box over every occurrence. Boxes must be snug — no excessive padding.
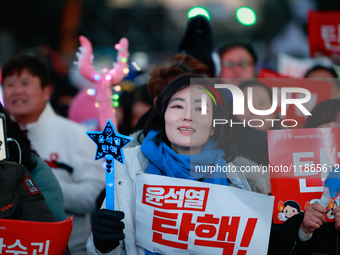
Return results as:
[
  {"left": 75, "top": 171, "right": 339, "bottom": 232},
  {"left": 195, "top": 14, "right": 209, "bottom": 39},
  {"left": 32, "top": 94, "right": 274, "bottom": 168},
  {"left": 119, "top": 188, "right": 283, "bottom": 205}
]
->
[
  {"left": 187, "top": 6, "right": 210, "bottom": 20},
  {"left": 112, "top": 94, "right": 120, "bottom": 101},
  {"left": 112, "top": 101, "right": 120, "bottom": 108},
  {"left": 236, "top": 7, "right": 256, "bottom": 26}
]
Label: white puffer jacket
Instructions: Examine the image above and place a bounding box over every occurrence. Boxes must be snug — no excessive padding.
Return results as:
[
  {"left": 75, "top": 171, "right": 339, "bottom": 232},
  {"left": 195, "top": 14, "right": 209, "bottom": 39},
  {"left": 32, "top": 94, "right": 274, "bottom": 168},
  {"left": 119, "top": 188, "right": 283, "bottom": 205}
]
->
[{"left": 86, "top": 134, "right": 270, "bottom": 254}]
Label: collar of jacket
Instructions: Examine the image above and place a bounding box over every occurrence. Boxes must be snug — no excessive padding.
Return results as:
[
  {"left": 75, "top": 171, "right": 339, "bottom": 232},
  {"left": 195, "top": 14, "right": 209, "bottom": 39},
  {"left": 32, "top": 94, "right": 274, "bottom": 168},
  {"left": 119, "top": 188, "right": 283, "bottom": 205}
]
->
[{"left": 24, "top": 102, "right": 54, "bottom": 132}]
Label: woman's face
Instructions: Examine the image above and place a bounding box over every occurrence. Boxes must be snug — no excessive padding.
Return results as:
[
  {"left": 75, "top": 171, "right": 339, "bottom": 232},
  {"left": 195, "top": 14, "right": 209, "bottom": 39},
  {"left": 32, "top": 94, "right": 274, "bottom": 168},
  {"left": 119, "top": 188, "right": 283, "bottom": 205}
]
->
[{"left": 164, "top": 85, "right": 214, "bottom": 155}]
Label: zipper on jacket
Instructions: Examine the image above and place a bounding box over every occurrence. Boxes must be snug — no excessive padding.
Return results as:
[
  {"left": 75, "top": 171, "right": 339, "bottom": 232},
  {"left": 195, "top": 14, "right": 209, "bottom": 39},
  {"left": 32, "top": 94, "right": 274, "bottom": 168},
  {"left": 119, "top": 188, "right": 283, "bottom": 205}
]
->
[{"left": 288, "top": 241, "right": 297, "bottom": 255}]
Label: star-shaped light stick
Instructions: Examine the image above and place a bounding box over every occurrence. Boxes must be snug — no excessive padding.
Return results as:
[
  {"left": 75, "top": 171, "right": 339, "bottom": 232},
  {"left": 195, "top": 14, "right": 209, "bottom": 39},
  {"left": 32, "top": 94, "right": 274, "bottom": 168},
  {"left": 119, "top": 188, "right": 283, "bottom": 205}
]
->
[{"left": 87, "top": 119, "right": 133, "bottom": 209}]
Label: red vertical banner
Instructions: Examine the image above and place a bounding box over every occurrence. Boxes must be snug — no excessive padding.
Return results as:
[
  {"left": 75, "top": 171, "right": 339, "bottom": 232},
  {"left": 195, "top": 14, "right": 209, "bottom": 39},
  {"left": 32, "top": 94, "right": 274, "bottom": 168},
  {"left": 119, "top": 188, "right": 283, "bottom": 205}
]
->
[
  {"left": 0, "top": 217, "right": 73, "bottom": 254},
  {"left": 268, "top": 128, "right": 340, "bottom": 224},
  {"left": 308, "top": 10, "right": 340, "bottom": 57}
]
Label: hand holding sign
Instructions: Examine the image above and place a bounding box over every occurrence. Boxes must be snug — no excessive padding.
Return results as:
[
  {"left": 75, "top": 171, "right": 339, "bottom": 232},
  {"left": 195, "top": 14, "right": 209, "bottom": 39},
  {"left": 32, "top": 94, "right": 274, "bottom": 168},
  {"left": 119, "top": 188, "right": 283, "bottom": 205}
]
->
[
  {"left": 303, "top": 165, "right": 340, "bottom": 233},
  {"left": 333, "top": 206, "right": 340, "bottom": 230},
  {"left": 92, "top": 209, "right": 125, "bottom": 253},
  {"left": 301, "top": 203, "right": 327, "bottom": 235}
]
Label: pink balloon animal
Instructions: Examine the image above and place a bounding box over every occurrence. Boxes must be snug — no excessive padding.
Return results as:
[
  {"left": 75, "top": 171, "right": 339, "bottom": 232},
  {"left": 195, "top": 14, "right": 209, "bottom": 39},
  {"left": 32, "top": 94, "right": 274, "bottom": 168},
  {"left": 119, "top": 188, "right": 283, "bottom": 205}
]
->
[{"left": 74, "top": 35, "right": 129, "bottom": 130}]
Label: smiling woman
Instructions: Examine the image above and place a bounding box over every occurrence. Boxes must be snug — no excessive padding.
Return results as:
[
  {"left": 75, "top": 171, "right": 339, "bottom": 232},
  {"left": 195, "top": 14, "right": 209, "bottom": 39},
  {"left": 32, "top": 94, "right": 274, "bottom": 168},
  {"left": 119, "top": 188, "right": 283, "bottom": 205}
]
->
[
  {"left": 164, "top": 85, "right": 214, "bottom": 155},
  {"left": 87, "top": 74, "right": 251, "bottom": 255},
  {"left": 143, "top": 74, "right": 236, "bottom": 162}
]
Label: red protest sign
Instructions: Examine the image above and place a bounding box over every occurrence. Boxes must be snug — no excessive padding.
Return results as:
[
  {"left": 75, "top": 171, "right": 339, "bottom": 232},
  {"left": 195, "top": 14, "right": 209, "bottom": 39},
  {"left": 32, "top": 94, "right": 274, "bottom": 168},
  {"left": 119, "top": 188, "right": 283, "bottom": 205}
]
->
[
  {"left": 268, "top": 128, "right": 340, "bottom": 224},
  {"left": 136, "top": 174, "right": 274, "bottom": 255},
  {"left": 257, "top": 77, "right": 332, "bottom": 127},
  {"left": 308, "top": 10, "right": 340, "bottom": 57},
  {"left": 0, "top": 216, "right": 73, "bottom": 254}
]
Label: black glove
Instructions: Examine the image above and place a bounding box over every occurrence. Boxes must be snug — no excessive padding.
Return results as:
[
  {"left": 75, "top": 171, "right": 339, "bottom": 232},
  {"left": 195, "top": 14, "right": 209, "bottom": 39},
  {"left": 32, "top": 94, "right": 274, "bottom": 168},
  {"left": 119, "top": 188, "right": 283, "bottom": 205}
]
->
[{"left": 92, "top": 209, "right": 125, "bottom": 253}]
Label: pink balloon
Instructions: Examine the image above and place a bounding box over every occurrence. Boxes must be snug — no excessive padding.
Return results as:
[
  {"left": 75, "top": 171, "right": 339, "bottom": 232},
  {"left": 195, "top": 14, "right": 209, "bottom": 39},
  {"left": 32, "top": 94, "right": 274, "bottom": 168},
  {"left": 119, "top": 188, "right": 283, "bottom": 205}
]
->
[{"left": 75, "top": 36, "right": 130, "bottom": 131}]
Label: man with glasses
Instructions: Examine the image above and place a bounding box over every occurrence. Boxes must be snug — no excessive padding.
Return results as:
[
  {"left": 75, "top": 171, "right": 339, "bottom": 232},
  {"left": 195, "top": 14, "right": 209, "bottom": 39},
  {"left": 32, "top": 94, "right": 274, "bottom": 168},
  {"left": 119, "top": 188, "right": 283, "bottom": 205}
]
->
[{"left": 217, "top": 43, "right": 257, "bottom": 79}]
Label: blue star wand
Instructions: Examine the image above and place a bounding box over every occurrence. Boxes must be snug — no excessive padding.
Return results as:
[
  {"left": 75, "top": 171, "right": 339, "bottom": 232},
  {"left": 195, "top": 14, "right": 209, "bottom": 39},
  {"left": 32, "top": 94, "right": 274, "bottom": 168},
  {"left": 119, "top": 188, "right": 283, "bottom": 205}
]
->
[{"left": 87, "top": 119, "right": 133, "bottom": 210}]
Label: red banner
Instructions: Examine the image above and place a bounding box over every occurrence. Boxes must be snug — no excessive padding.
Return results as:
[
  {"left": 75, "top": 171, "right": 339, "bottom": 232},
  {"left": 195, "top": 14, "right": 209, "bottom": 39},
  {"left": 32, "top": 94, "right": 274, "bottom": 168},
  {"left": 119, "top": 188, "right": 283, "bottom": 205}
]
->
[
  {"left": 258, "top": 69, "right": 289, "bottom": 78},
  {"left": 136, "top": 174, "right": 274, "bottom": 255},
  {"left": 0, "top": 217, "right": 73, "bottom": 254},
  {"left": 308, "top": 10, "right": 340, "bottom": 57},
  {"left": 268, "top": 128, "right": 340, "bottom": 224}
]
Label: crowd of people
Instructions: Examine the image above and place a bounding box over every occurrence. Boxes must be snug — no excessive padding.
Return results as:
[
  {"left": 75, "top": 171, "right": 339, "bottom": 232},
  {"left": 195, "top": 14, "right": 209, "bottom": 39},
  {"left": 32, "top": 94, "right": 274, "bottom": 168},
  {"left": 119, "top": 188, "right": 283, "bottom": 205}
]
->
[{"left": 1, "top": 10, "right": 340, "bottom": 255}]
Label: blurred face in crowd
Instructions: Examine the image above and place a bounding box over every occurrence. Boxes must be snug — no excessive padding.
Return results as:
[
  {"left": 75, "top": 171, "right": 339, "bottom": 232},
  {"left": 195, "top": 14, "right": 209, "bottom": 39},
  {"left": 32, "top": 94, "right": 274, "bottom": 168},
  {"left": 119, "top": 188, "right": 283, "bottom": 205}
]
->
[
  {"left": 2, "top": 68, "right": 51, "bottom": 126},
  {"left": 306, "top": 68, "right": 340, "bottom": 99},
  {"left": 164, "top": 85, "right": 214, "bottom": 155},
  {"left": 220, "top": 47, "right": 255, "bottom": 79},
  {"left": 236, "top": 85, "right": 277, "bottom": 131},
  {"left": 305, "top": 69, "right": 335, "bottom": 79}
]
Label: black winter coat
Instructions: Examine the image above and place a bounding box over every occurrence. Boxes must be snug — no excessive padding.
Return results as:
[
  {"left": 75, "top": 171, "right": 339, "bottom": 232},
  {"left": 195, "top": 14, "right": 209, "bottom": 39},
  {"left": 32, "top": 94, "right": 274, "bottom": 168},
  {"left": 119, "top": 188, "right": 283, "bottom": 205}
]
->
[
  {"left": 269, "top": 212, "right": 340, "bottom": 255},
  {"left": 0, "top": 160, "right": 57, "bottom": 222}
]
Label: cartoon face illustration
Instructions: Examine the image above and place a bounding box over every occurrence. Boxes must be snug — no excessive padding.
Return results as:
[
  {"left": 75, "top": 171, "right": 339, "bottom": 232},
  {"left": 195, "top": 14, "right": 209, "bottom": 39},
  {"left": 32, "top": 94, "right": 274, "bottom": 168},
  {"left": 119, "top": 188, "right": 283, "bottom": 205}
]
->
[
  {"left": 277, "top": 200, "right": 301, "bottom": 221},
  {"left": 284, "top": 205, "right": 299, "bottom": 218}
]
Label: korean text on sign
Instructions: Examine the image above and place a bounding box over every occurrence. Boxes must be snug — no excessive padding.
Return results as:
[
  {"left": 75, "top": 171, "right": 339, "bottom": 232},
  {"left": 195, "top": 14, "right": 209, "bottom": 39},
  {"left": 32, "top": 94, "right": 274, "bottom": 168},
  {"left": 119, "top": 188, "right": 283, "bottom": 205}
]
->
[
  {"left": 0, "top": 238, "right": 49, "bottom": 255},
  {"left": 136, "top": 174, "right": 274, "bottom": 255},
  {"left": 142, "top": 185, "right": 209, "bottom": 211}
]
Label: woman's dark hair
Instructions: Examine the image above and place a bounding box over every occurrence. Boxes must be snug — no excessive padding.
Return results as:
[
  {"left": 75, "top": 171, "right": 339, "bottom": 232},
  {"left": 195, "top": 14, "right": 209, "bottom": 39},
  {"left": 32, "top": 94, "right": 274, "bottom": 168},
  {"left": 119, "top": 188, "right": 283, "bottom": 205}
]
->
[
  {"left": 142, "top": 74, "right": 237, "bottom": 162},
  {"left": 304, "top": 99, "right": 340, "bottom": 128},
  {"left": 0, "top": 103, "right": 37, "bottom": 172},
  {"left": 148, "top": 53, "right": 211, "bottom": 97}
]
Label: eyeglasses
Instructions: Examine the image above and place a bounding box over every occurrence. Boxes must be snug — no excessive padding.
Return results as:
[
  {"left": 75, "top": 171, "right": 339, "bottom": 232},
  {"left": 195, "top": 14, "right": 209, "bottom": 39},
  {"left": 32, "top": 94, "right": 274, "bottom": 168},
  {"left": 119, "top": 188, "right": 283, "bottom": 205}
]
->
[{"left": 222, "top": 60, "right": 254, "bottom": 69}]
